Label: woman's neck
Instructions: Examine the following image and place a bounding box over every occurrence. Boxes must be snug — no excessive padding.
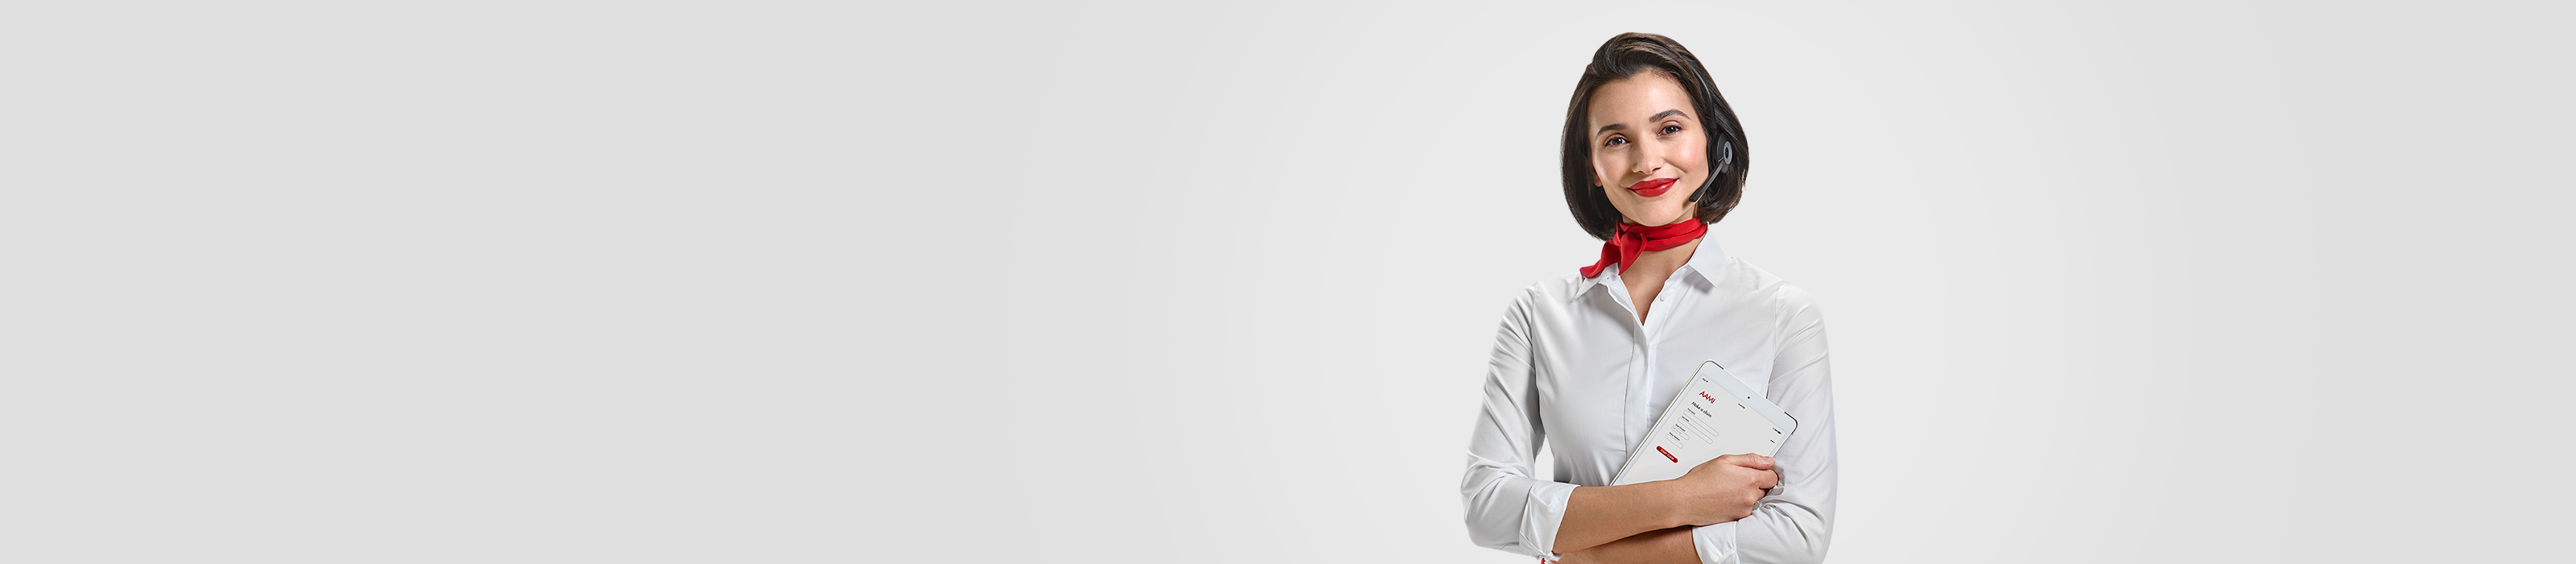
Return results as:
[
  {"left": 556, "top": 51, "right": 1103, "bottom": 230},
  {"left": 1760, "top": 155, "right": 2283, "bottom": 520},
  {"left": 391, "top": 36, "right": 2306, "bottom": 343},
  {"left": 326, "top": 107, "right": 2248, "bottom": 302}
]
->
[{"left": 1617, "top": 210, "right": 1702, "bottom": 282}]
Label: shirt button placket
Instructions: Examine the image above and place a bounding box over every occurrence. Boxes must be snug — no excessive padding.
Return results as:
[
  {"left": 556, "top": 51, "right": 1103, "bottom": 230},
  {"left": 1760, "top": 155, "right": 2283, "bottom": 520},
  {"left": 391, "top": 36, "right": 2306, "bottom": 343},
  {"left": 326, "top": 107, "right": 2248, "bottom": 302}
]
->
[{"left": 1633, "top": 339, "right": 1650, "bottom": 439}]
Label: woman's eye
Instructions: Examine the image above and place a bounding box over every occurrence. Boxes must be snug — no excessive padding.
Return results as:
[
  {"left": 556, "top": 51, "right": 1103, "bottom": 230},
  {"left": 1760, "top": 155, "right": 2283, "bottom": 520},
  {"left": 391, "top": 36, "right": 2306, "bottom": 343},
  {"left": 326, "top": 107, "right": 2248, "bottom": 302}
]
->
[
  {"left": 1661, "top": 124, "right": 1684, "bottom": 135},
  {"left": 1603, "top": 136, "right": 1627, "bottom": 147}
]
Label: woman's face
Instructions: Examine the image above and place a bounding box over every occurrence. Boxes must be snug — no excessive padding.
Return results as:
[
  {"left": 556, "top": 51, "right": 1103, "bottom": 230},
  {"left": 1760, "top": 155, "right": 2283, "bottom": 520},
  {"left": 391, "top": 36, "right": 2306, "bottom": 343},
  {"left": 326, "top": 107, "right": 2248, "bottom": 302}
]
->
[{"left": 1586, "top": 73, "right": 1710, "bottom": 227}]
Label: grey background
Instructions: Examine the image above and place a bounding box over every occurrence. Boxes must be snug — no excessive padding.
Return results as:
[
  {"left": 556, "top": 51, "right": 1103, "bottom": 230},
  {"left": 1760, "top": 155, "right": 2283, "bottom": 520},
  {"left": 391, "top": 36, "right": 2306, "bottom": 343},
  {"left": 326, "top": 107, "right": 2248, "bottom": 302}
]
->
[{"left": 4, "top": 1, "right": 2568, "bottom": 562}]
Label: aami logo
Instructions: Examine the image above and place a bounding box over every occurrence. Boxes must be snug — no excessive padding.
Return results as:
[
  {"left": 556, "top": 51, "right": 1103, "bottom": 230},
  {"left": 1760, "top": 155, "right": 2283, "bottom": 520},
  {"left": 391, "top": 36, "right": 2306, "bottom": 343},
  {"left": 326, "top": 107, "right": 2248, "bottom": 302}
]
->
[{"left": 1699, "top": 392, "right": 1717, "bottom": 403}]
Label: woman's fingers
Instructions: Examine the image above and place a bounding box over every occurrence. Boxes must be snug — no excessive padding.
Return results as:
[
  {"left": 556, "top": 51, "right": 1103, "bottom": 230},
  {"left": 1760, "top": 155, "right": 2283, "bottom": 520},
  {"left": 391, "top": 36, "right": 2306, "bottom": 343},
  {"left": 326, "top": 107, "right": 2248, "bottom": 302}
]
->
[
  {"left": 1711, "top": 453, "right": 1775, "bottom": 471},
  {"left": 1670, "top": 454, "right": 1785, "bottom": 524}
]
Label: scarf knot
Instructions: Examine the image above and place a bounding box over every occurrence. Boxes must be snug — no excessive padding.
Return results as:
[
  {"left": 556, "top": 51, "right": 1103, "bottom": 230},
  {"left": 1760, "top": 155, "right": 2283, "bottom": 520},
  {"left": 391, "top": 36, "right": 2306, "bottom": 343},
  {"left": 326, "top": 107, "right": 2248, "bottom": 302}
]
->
[{"left": 1578, "top": 220, "right": 1707, "bottom": 278}]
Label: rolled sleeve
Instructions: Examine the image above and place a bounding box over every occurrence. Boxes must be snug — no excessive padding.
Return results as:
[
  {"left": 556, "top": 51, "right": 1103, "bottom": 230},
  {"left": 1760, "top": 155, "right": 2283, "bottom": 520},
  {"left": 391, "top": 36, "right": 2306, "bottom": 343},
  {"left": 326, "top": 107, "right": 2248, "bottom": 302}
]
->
[
  {"left": 1463, "top": 451, "right": 1577, "bottom": 558},
  {"left": 1522, "top": 479, "right": 1577, "bottom": 558},
  {"left": 1692, "top": 521, "right": 1740, "bottom": 564}
]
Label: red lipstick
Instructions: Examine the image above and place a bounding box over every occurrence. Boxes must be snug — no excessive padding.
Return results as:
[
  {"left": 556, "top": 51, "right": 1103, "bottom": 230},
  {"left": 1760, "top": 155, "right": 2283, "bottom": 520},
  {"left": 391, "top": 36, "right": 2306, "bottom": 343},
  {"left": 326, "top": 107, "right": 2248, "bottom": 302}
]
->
[{"left": 1628, "top": 177, "right": 1678, "bottom": 197}]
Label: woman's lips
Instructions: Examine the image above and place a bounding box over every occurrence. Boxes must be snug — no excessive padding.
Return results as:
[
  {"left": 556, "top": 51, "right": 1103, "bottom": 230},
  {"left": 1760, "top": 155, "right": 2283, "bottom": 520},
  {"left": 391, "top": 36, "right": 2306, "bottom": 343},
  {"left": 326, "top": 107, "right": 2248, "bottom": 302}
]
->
[{"left": 1628, "top": 177, "right": 1678, "bottom": 197}]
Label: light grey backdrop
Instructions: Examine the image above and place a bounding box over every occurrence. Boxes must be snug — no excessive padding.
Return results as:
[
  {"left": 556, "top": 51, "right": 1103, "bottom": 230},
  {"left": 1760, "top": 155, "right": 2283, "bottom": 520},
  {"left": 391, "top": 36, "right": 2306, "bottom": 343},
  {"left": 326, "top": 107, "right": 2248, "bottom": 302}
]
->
[{"left": 4, "top": 1, "right": 2568, "bottom": 562}]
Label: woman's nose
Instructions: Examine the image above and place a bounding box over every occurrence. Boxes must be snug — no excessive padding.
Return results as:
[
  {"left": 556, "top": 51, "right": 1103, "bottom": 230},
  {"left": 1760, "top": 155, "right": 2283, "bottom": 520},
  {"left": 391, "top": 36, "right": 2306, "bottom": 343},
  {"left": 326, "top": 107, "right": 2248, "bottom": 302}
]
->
[{"left": 1634, "top": 148, "right": 1666, "bottom": 176}]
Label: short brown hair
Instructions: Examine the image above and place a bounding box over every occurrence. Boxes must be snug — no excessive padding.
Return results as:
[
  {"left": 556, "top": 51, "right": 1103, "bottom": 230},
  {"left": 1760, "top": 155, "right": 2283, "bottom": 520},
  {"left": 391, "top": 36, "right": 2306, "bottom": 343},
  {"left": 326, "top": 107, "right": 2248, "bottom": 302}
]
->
[{"left": 1561, "top": 32, "right": 1750, "bottom": 240}]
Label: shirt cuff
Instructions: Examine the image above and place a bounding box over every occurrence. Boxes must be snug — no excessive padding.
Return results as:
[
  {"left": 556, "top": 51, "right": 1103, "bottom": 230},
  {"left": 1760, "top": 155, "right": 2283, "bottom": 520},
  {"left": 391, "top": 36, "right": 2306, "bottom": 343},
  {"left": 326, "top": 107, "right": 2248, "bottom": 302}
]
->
[
  {"left": 1523, "top": 480, "right": 1579, "bottom": 560},
  {"left": 1692, "top": 520, "right": 1740, "bottom": 564}
]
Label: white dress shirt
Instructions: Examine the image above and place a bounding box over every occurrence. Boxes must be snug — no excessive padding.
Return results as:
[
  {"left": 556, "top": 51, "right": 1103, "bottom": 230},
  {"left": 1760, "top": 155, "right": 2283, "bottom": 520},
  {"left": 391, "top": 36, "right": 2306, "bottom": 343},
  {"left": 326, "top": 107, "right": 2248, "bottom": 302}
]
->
[{"left": 1463, "top": 240, "right": 1838, "bottom": 563}]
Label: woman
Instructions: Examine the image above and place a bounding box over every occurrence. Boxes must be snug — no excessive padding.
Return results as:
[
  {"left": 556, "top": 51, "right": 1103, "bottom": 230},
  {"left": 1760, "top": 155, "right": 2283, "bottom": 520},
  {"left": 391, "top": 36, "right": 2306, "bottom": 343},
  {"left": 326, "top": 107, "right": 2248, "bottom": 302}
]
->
[{"left": 1463, "top": 33, "right": 1838, "bottom": 564}]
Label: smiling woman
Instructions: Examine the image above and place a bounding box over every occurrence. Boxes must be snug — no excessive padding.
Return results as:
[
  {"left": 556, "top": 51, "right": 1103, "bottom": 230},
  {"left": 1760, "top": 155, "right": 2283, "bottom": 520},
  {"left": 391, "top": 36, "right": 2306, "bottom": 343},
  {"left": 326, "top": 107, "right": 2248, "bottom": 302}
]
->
[
  {"left": 1463, "top": 33, "right": 1838, "bottom": 564},
  {"left": 1561, "top": 34, "right": 1749, "bottom": 243}
]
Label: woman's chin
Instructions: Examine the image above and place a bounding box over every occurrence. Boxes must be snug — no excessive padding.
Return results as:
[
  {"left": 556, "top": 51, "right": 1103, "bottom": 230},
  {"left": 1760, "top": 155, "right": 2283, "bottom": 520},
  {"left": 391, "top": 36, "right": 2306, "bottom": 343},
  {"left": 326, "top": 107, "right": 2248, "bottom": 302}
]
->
[{"left": 1616, "top": 204, "right": 1697, "bottom": 226}]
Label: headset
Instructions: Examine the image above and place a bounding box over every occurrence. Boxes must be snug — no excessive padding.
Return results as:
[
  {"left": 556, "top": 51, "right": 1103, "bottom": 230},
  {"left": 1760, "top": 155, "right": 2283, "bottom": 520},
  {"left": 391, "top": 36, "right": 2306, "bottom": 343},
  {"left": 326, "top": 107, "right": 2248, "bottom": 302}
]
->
[{"left": 1691, "top": 140, "right": 1736, "bottom": 205}]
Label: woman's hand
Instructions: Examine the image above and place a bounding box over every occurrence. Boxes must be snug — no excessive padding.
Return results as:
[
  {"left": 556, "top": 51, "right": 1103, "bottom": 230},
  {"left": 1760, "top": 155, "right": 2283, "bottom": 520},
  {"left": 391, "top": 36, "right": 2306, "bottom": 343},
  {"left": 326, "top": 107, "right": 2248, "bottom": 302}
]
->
[{"left": 1663, "top": 454, "right": 1778, "bottom": 525}]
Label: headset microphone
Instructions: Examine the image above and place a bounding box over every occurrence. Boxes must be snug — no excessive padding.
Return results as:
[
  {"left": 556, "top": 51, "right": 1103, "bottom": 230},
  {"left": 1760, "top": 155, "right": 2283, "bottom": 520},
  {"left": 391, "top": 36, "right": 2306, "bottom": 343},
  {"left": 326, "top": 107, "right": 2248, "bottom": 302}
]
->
[{"left": 1690, "top": 139, "right": 1736, "bottom": 204}]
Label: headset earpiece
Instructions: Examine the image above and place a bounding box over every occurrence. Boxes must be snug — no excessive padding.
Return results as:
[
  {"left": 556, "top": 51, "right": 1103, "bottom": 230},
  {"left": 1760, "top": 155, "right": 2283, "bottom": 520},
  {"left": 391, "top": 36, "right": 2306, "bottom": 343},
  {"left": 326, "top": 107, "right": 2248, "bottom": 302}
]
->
[{"left": 1690, "top": 139, "right": 1735, "bottom": 203}]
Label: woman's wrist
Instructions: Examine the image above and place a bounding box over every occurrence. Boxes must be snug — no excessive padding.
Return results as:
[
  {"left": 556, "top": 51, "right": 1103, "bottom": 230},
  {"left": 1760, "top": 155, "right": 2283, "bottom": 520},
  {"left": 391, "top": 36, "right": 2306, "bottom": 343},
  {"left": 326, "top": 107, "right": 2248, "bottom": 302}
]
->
[{"left": 1629, "top": 479, "right": 1690, "bottom": 530}]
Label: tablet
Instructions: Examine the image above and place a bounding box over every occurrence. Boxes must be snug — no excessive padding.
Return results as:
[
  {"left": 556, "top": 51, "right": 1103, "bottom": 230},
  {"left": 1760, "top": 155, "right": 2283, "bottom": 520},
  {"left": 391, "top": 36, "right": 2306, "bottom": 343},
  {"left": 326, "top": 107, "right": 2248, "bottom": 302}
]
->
[{"left": 1609, "top": 361, "right": 1800, "bottom": 486}]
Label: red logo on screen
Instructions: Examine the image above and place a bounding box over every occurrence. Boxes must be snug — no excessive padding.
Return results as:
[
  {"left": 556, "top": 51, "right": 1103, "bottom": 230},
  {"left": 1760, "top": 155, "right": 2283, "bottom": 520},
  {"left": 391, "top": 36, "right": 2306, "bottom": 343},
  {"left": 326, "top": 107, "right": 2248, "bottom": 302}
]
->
[
  {"left": 1699, "top": 392, "right": 1717, "bottom": 403},
  {"left": 1656, "top": 446, "right": 1678, "bottom": 462}
]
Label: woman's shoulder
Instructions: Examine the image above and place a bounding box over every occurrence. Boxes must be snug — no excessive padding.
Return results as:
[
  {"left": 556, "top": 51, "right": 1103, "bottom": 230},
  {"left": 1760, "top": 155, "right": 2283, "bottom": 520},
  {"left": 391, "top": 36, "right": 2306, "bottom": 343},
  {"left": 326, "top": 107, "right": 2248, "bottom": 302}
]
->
[
  {"left": 1488, "top": 271, "right": 1595, "bottom": 324},
  {"left": 1501, "top": 272, "right": 1583, "bottom": 309},
  {"left": 1722, "top": 257, "right": 1825, "bottom": 321}
]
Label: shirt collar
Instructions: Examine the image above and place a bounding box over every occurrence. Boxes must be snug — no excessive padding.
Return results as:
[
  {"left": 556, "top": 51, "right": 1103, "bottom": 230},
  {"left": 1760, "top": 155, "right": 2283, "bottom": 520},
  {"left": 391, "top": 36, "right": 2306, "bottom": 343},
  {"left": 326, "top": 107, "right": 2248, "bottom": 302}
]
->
[
  {"left": 1681, "top": 238, "right": 1730, "bottom": 287},
  {"left": 1569, "top": 237, "right": 1730, "bottom": 301}
]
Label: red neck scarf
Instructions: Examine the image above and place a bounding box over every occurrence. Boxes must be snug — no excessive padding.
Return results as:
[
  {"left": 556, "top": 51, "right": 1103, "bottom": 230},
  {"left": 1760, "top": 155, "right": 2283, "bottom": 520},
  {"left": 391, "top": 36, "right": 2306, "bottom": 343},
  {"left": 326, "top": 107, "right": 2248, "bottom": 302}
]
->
[{"left": 1579, "top": 220, "right": 1707, "bottom": 278}]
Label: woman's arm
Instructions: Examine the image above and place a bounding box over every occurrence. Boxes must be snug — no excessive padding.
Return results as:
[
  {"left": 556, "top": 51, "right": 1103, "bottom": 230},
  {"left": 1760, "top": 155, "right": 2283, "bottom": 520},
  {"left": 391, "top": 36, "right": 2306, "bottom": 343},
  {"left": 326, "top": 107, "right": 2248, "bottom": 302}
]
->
[
  {"left": 1554, "top": 454, "right": 1778, "bottom": 554},
  {"left": 1724, "top": 289, "right": 1838, "bottom": 563},
  {"left": 1560, "top": 527, "right": 1699, "bottom": 564},
  {"left": 1555, "top": 483, "right": 1690, "bottom": 554},
  {"left": 1463, "top": 296, "right": 1581, "bottom": 558}
]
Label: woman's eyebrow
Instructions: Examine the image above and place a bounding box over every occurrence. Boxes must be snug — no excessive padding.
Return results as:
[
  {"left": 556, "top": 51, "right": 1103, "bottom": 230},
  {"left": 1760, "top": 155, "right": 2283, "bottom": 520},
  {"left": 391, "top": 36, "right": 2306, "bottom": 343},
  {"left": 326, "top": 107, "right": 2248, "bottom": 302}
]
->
[{"left": 1595, "top": 109, "right": 1692, "bottom": 135}]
